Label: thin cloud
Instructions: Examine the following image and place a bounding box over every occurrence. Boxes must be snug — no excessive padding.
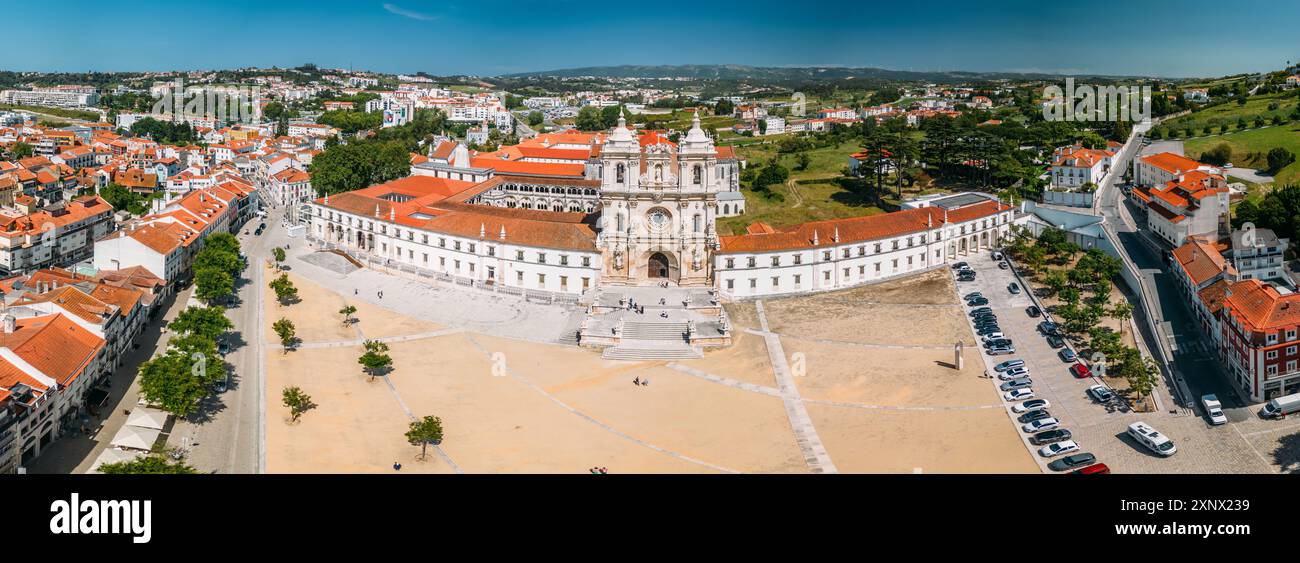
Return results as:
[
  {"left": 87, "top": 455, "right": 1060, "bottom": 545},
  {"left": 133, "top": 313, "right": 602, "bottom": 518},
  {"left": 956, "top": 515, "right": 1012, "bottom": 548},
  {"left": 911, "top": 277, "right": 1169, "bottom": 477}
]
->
[{"left": 383, "top": 3, "right": 438, "bottom": 21}]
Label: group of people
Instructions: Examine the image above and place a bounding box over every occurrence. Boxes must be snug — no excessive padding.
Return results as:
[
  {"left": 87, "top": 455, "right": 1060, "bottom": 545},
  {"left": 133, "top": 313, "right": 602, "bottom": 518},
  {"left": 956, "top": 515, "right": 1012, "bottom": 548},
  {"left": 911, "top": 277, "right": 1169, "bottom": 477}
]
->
[
  {"left": 632, "top": 377, "right": 650, "bottom": 387},
  {"left": 589, "top": 467, "right": 609, "bottom": 474}
]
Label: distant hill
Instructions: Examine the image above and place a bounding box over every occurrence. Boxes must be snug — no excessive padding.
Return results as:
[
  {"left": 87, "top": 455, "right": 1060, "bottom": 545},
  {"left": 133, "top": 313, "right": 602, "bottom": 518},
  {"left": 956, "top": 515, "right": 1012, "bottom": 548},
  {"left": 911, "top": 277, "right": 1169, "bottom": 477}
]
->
[{"left": 501, "top": 64, "right": 1144, "bottom": 83}]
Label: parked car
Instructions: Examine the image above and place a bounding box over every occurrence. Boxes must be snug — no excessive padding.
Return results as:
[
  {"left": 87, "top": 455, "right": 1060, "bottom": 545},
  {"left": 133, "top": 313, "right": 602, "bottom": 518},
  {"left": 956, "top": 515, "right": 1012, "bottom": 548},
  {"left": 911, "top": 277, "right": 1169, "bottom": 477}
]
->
[
  {"left": 1070, "top": 362, "right": 1093, "bottom": 379},
  {"left": 1030, "top": 428, "right": 1072, "bottom": 445},
  {"left": 999, "top": 262, "right": 1010, "bottom": 270},
  {"left": 983, "top": 339, "right": 1013, "bottom": 349},
  {"left": 981, "top": 333, "right": 1006, "bottom": 343},
  {"left": 1202, "top": 394, "right": 1228, "bottom": 425},
  {"left": 1018, "top": 410, "right": 1052, "bottom": 424},
  {"left": 977, "top": 326, "right": 1003, "bottom": 336},
  {"left": 995, "top": 359, "right": 1025, "bottom": 372},
  {"left": 1013, "top": 399, "right": 1049, "bottom": 413},
  {"left": 969, "top": 307, "right": 993, "bottom": 316},
  {"left": 992, "top": 252, "right": 1004, "bottom": 261},
  {"left": 1038, "top": 321, "right": 1061, "bottom": 336},
  {"left": 987, "top": 346, "right": 1016, "bottom": 356},
  {"left": 967, "top": 298, "right": 989, "bottom": 306},
  {"left": 1000, "top": 378, "right": 1033, "bottom": 391},
  {"left": 1039, "top": 440, "right": 1080, "bottom": 458},
  {"left": 1087, "top": 385, "right": 1115, "bottom": 403},
  {"left": 964, "top": 292, "right": 984, "bottom": 301},
  {"left": 1004, "top": 388, "right": 1035, "bottom": 401},
  {"left": 1046, "top": 336, "right": 1066, "bottom": 349},
  {"left": 1008, "top": 283, "right": 1021, "bottom": 295},
  {"left": 1026, "top": 306, "right": 1041, "bottom": 317},
  {"left": 952, "top": 262, "right": 969, "bottom": 270},
  {"left": 1058, "top": 348, "right": 1076, "bottom": 362},
  {"left": 1022, "top": 418, "right": 1061, "bottom": 433},
  {"left": 1048, "top": 453, "right": 1097, "bottom": 472},
  {"left": 1072, "top": 463, "right": 1110, "bottom": 475},
  {"left": 1000, "top": 366, "right": 1029, "bottom": 378}
]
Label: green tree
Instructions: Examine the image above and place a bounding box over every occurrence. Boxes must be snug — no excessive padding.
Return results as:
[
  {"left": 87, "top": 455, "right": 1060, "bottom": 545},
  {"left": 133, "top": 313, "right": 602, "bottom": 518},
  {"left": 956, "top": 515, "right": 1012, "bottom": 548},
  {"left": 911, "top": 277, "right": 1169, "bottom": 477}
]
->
[
  {"left": 205, "top": 232, "right": 241, "bottom": 257},
  {"left": 194, "top": 248, "right": 240, "bottom": 277},
  {"left": 97, "top": 455, "right": 197, "bottom": 474},
  {"left": 194, "top": 267, "right": 234, "bottom": 304},
  {"left": 273, "top": 318, "right": 296, "bottom": 351},
  {"left": 282, "top": 386, "right": 316, "bottom": 423},
  {"left": 273, "top": 247, "right": 286, "bottom": 265},
  {"left": 527, "top": 111, "right": 544, "bottom": 127},
  {"left": 312, "top": 140, "right": 412, "bottom": 195},
  {"left": 1267, "top": 147, "right": 1296, "bottom": 175},
  {"left": 405, "top": 415, "right": 445, "bottom": 460},
  {"left": 339, "top": 304, "right": 357, "bottom": 325},
  {"left": 269, "top": 274, "right": 299, "bottom": 305},
  {"left": 359, "top": 339, "right": 392, "bottom": 380},
  {"left": 1110, "top": 302, "right": 1134, "bottom": 341},
  {"left": 168, "top": 306, "right": 233, "bottom": 341},
  {"left": 138, "top": 349, "right": 209, "bottom": 417}
]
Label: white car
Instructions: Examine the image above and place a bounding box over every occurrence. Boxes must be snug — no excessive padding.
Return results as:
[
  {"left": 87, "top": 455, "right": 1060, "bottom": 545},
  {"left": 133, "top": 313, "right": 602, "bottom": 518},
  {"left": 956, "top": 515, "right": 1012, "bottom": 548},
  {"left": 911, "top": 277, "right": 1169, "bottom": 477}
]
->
[
  {"left": 1012, "top": 399, "right": 1050, "bottom": 413},
  {"left": 1038, "top": 440, "right": 1079, "bottom": 458},
  {"left": 981, "top": 333, "right": 1006, "bottom": 343},
  {"left": 1004, "top": 388, "right": 1035, "bottom": 401},
  {"left": 1022, "top": 418, "right": 1060, "bottom": 433},
  {"left": 999, "top": 367, "right": 1030, "bottom": 380}
]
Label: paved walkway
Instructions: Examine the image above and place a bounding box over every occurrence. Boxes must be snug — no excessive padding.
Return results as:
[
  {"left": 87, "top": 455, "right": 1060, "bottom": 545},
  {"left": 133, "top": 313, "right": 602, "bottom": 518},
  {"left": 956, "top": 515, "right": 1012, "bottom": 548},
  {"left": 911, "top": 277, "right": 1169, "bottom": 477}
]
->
[
  {"left": 287, "top": 240, "right": 584, "bottom": 346},
  {"left": 754, "top": 301, "right": 838, "bottom": 474}
]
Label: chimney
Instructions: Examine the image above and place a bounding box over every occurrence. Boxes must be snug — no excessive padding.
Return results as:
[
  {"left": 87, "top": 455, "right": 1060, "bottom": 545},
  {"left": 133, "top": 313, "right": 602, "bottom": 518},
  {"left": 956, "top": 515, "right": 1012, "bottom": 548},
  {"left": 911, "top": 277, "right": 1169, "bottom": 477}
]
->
[{"left": 2, "top": 314, "right": 14, "bottom": 334}]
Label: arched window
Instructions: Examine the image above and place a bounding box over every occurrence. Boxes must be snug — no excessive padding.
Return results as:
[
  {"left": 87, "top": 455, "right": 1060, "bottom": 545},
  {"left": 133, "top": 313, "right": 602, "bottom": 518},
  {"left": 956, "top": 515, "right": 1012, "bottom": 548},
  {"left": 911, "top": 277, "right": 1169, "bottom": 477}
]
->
[
  {"left": 693, "top": 165, "right": 702, "bottom": 185},
  {"left": 616, "top": 163, "right": 625, "bottom": 183}
]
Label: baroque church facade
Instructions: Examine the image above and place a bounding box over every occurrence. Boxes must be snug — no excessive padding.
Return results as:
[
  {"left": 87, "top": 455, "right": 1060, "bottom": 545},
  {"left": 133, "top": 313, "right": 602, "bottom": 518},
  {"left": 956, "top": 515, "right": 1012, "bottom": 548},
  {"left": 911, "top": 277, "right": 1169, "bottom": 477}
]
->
[{"left": 595, "top": 114, "right": 722, "bottom": 288}]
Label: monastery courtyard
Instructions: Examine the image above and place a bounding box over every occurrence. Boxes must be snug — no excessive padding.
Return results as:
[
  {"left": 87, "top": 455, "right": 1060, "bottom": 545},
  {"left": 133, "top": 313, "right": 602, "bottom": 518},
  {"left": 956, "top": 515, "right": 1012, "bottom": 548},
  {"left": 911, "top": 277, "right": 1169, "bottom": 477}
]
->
[{"left": 265, "top": 247, "right": 1038, "bottom": 474}]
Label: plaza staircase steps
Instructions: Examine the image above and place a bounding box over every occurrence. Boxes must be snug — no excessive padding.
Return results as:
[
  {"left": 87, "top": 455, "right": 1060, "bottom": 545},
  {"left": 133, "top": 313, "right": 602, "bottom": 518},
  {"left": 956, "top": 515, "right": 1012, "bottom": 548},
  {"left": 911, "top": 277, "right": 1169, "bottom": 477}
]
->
[
  {"left": 602, "top": 342, "right": 703, "bottom": 361},
  {"left": 620, "top": 321, "right": 690, "bottom": 342}
]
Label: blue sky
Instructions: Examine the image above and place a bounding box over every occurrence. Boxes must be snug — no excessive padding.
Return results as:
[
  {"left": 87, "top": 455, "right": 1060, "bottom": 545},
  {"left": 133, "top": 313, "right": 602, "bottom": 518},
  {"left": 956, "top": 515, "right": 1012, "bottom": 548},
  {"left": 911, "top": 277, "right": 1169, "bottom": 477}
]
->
[{"left": 4, "top": 0, "right": 1298, "bottom": 78}]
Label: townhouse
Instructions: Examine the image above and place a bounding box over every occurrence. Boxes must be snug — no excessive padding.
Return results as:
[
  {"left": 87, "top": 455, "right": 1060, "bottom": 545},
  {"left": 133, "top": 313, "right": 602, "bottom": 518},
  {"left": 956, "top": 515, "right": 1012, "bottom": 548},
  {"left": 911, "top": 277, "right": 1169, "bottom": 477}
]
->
[
  {"left": 1132, "top": 153, "right": 1230, "bottom": 248},
  {"left": 0, "top": 312, "right": 106, "bottom": 474},
  {"left": 0, "top": 195, "right": 116, "bottom": 276}
]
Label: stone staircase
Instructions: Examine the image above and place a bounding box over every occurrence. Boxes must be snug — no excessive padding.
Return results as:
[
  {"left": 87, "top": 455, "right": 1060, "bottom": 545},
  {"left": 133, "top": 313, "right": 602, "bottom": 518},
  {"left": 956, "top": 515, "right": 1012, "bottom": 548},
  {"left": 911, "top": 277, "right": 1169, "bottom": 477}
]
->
[
  {"left": 621, "top": 321, "right": 689, "bottom": 342},
  {"left": 602, "top": 341, "right": 703, "bottom": 361}
]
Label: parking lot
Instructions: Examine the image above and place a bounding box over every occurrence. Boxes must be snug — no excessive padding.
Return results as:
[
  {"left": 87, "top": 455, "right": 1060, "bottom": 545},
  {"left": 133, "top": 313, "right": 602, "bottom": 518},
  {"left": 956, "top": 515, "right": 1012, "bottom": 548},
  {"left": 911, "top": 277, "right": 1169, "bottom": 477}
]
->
[{"left": 954, "top": 251, "right": 1288, "bottom": 474}]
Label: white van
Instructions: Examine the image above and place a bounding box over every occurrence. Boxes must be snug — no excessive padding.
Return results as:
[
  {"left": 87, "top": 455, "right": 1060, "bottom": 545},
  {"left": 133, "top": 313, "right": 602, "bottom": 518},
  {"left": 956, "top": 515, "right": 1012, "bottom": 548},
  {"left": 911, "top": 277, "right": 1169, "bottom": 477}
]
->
[
  {"left": 1261, "top": 393, "right": 1300, "bottom": 419},
  {"left": 1127, "top": 421, "right": 1177, "bottom": 456}
]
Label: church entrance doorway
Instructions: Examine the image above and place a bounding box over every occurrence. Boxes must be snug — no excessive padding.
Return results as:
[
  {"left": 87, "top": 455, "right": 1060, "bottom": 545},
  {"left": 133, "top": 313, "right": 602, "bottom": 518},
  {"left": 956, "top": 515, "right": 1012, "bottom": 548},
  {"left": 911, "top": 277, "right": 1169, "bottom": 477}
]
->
[{"left": 648, "top": 252, "right": 671, "bottom": 279}]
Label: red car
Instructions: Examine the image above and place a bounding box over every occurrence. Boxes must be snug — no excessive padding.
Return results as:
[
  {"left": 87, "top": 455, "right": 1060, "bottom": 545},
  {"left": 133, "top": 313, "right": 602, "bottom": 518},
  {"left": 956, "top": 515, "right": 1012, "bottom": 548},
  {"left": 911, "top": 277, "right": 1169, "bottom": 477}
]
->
[
  {"left": 1073, "top": 463, "right": 1110, "bottom": 475},
  {"left": 1070, "top": 363, "right": 1092, "bottom": 379}
]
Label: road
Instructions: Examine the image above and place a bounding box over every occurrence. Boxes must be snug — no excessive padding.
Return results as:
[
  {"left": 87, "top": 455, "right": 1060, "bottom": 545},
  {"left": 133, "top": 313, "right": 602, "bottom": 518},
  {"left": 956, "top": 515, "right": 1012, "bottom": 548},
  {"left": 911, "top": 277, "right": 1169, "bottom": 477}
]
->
[
  {"left": 1095, "top": 125, "right": 1248, "bottom": 415},
  {"left": 166, "top": 216, "right": 273, "bottom": 473}
]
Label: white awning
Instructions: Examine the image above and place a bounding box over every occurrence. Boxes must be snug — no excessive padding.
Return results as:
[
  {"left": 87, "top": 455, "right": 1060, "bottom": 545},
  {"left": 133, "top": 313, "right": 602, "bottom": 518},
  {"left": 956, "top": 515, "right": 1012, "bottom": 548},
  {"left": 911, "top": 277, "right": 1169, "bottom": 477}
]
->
[
  {"left": 124, "top": 407, "right": 169, "bottom": 430},
  {"left": 110, "top": 424, "right": 161, "bottom": 452},
  {"left": 87, "top": 448, "right": 143, "bottom": 474}
]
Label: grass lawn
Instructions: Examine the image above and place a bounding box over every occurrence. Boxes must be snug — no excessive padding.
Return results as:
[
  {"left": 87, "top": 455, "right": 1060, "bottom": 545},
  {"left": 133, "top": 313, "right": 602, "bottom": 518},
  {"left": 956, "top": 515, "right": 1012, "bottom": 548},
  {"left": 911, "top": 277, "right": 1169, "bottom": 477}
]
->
[
  {"left": 1161, "top": 92, "right": 1299, "bottom": 136},
  {"left": 715, "top": 137, "right": 942, "bottom": 235},
  {"left": 1185, "top": 124, "right": 1300, "bottom": 185}
]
